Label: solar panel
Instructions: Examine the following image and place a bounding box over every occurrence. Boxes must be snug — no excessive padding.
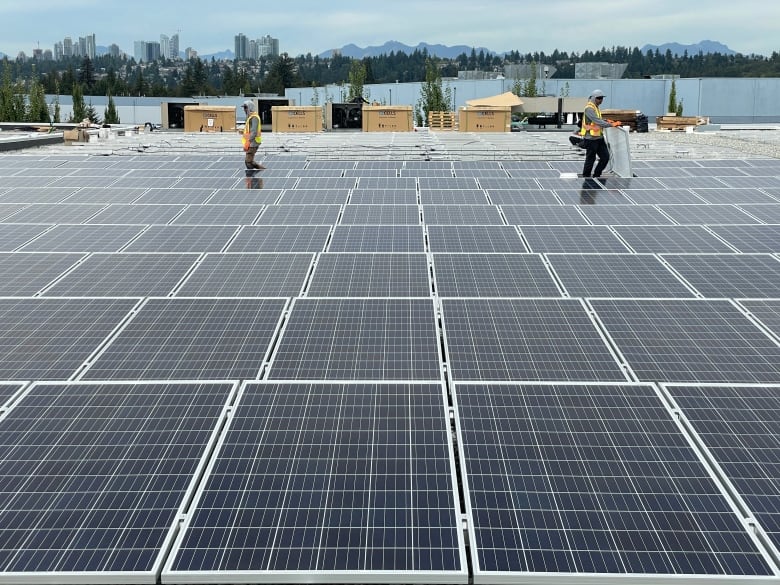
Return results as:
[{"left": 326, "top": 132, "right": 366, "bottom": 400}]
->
[
  {"left": 207, "top": 188, "right": 283, "bottom": 205},
  {"left": 257, "top": 204, "right": 342, "bottom": 225},
  {"left": 341, "top": 204, "right": 420, "bottom": 225},
  {"left": 0, "top": 252, "right": 83, "bottom": 295},
  {"left": 484, "top": 189, "right": 558, "bottom": 205},
  {"left": 692, "top": 188, "right": 779, "bottom": 205},
  {"left": 612, "top": 225, "right": 738, "bottom": 253},
  {"left": 123, "top": 225, "right": 238, "bottom": 253},
  {"left": 578, "top": 205, "right": 675, "bottom": 225},
  {"left": 63, "top": 186, "right": 148, "bottom": 204},
  {"left": 419, "top": 189, "right": 489, "bottom": 205},
  {"left": 708, "top": 224, "right": 780, "bottom": 253},
  {"left": 738, "top": 300, "right": 780, "bottom": 340},
  {"left": 427, "top": 225, "right": 526, "bottom": 253},
  {"left": 455, "top": 382, "right": 775, "bottom": 578},
  {"left": 423, "top": 205, "right": 504, "bottom": 225},
  {"left": 0, "top": 381, "right": 234, "bottom": 579},
  {"left": 328, "top": 225, "right": 425, "bottom": 252},
  {"left": 0, "top": 297, "right": 138, "bottom": 380},
  {"left": 441, "top": 298, "right": 627, "bottom": 382},
  {"left": 176, "top": 253, "right": 314, "bottom": 297},
  {"left": 227, "top": 225, "right": 330, "bottom": 253},
  {"left": 477, "top": 178, "right": 541, "bottom": 190},
  {"left": 553, "top": 188, "right": 635, "bottom": 205},
  {"left": 718, "top": 176, "right": 780, "bottom": 189},
  {"left": 268, "top": 298, "right": 441, "bottom": 380},
  {"left": 276, "top": 189, "right": 350, "bottom": 204},
  {"left": 294, "top": 177, "right": 357, "bottom": 189},
  {"left": 418, "top": 178, "right": 476, "bottom": 190},
  {"left": 44, "top": 253, "right": 200, "bottom": 297},
  {"left": 307, "top": 253, "right": 431, "bottom": 297},
  {"left": 666, "top": 383, "right": 780, "bottom": 555},
  {"left": 165, "top": 382, "right": 466, "bottom": 581},
  {"left": 661, "top": 253, "right": 780, "bottom": 298},
  {"left": 590, "top": 299, "right": 780, "bottom": 383},
  {"left": 519, "top": 225, "right": 631, "bottom": 253},
  {"left": 620, "top": 188, "right": 705, "bottom": 205},
  {"left": 1, "top": 187, "right": 78, "bottom": 204},
  {"left": 658, "top": 204, "right": 760, "bottom": 225},
  {"left": 355, "top": 177, "right": 416, "bottom": 189},
  {"left": 501, "top": 205, "right": 589, "bottom": 225},
  {"left": 736, "top": 204, "right": 780, "bottom": 224},
  {"left": 83, "top": 298, "right": 287, "bottom": 380},
  {"left": 6, "top": 203, "right": 107, "bottom": 224},
  {"left": 18, "top": 224, "right": 145, "bottom": 252},
  {"left": 349, "top": 188, "right": 418, "bottom": 205},
  {"left": 0, "top": 204, "right": 28, "bottom": 222},
  {"left": 0, "top": 382, "right": 24, "bottom": 407},
  {"left": 85, "top": 204, "right": 186, "bottom": 225},
  {"left": 170, "top": 204, "right": 265, "bottom": 225},
  {"left": 433, "top": 253, "right": 561, "bottom": 297}
]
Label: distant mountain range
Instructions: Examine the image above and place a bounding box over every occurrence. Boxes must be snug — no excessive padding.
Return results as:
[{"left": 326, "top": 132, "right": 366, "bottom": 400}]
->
[
  {"left": 640, "top": 40, "right": 736, "bottom": 56},
  {"left": 1, "top": 39, "right": 742, "bottom": 62}
]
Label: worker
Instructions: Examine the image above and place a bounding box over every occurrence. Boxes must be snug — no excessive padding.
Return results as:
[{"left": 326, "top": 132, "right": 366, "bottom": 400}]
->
[
  {"left": 579, "top": 89, "right": 619, "bottom": 178},
  {"left": 241, "top": 100, "right": 266, "bottom": 171}
]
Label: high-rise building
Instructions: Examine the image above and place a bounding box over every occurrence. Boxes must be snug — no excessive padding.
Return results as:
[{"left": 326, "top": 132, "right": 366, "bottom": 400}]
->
[
  {"left": 54, "top": 42, "right": 63, "bottom": 61},
  {"left": 85, "top": 34, "right": 96, "bottom": 59},
  {"left": 160, "top": 34, "right": 170, "bottom": 59},
  {"left": 78, "top": 37, "right": 87, "bottom": 58},
  {"left": 145, "top": 42, "right": 161, "bottom": 62},
  {"left": 134, "top": 41, "right": 146, "bottom": 62},
  {"left": 171, "top": 33, "right": 180, "bottom": 60},
  {"left": 185, "top": 47, "right": 198, "bottom": 60},
  {"left": 63, "top": 37, "right": 73, "bottom": 58},
  {"left": 256, "top": 35, "right": 279, "bottom": 58},
  {"left": 108, "top": 44, "right": 121, "bottom": 58},
  {"left": 234, "top": 33, "right": 248, "bottom": 60}
]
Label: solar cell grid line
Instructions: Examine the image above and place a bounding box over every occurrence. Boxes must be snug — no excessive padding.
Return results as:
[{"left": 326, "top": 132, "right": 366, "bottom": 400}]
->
[
  {"left": 328, "top": 225, "right": 426, "bottom": 253},
  {"left": 292, "top": 169, "right": 347, "bottom": 178},
  {"left": 441, "top": 298, "right": 628, "bottom": 382},
  {"left": 305, "top": 160, "right": 357, "bottom": 170},
  {"left": 175, "top": 253, "right": 314, "bottom": 297},
  {"left": 170, "top": 204, "right": 265, "bottom": 226},
  {"left": 0, "top": 204, "right": 27, "bottom": 222},
  {"left": 109, "top": 177, "right": 182, "bottom": 189},
  {"left": 658, "top": 204, "right": 762, "bottom": 225},
  {"left": 354, "top": 160, "right": 404, "bottom": 170},
  {"left": 423, "top": 205, "right": 504, "bottom": 225},
  {"left": 81, "top": 297, "right": 288, "bottom": 381},
  {"left": 664, "top": 383, "right": 780, "bottom": 557},
  {"left": 660, "top": 254, "right": 780, "bottom": 299},
  {"left": 18, "top": 224, "right": 147, "bottom": 253},
  {"left": 0, "top": 297, "right": 140, "bottom": 380},
  {"left": 432, "top": 253, "right": 562, "bottom": 298},
  {"left": 294, "top": 177, "right": 357, "bottom": 190},
  {"left": 656, "top": 176, "right": 730, "bottom": 190},
  {"left": 546, "top": 253, "right": 697, "bottom": 298},
  {"left": 0, "top": 382, "right": 25, "bottom": 408},
  {"left": 122, "top": 225, "right": 240, "bottom": 253},
  {"left": 501, "top": 205, "right": 591, "bottom": 226},
  {"left": 226, "top": 225, "right": 331, "bottom": 253},
  {"left": 736, "top": 204, "right": 780, "bottom": 224},
  {"left": 256, "top": 204, "right": 342, "bottom": 225},
  {"left": 341, "top": 204, "right": 421, "bottom": 225},
  {"left": 427, "top": 225, "right": 527, "bottom": 253},
  {"left": 418, "top": 177, "right": 477, "bottom": 190},
  {"left": 576, "top": 205, "right": 676, "bottom": 226},
  {"left": 419, "top": 189, "right": 490, "bottom": 205},
  {"left": 519, "top": 225, "right": 632, "bottom": 253},
  {"left": 588, "top": 298, "right": 780, "bottom": 384},
  {"left": 267, "top": 298, "right": 442, "bottom": 380},
  {"left": 476, "top": 178, "right": 542, "bottom": 190},
  {"left": 453, "top": 382, "right": 777, "bottom": 580},
  {"left": 707, "top": 225, "right": 780, "bottom": 253},
  {"left": 85, "top": 203, "right": 186, "bottom": 225},
  {"left": 307, "top": 253, "right": 431, "bottom": 297},
  {"left": 276, "top": 189, "right": 350, "bottom": 205},
  {"left": 400, "top": 169, "right": 454, "bottom": 179},
  {"left": 4, "top": 203, "right": 108, "bottom": 224},
  {"left": 553, "top": 188, "right": 635, "bottom": 205},
  {"left": 718, "top": 176, "right": 780, "bottom": 189},
  {"left": 738, "top": 300, "right": 780, "bottom": 341},
  {"left": 0, "top": 380, "right": 236, "bottom": 581},
  {"left": 0, "top": 252, "right": 85, "bottom": 296},
  {"left": 43, "top": 252, "right": 201, "bottom": 297},
  {"left": 61, "top": 186, "right": 149, "bottom": 205},
  {"left": 165, "top": 381, "right": 467, "bottom": 581},
  {"left": 612, "top": 225, "right": 739, "bottom": 253}
]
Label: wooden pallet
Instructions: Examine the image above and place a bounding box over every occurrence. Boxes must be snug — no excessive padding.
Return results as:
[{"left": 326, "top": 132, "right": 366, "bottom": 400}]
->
[
  {"left": 655, "top": 115, "right": 708, "bottom": 130},
  {"left": 601, "top": 109, "right": 639, "bottom": 132},
  {"left": 428, "top": 111, "right": 456, "bottom": 131}
]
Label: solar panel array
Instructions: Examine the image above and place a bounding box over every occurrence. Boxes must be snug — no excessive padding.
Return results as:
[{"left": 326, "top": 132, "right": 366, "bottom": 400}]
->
[{"left": 0, "top": 147, "right": 779, "bottom": 584}]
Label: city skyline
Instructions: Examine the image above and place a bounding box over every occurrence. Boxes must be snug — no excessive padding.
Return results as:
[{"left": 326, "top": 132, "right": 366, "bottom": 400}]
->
[{"left": 2, "top": 0, "right": 779, "bottom": 61}]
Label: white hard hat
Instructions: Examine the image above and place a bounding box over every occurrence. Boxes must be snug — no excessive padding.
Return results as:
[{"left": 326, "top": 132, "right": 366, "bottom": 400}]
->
[{"left": 590, "top": 89, "right": 606, "bottom": 98}]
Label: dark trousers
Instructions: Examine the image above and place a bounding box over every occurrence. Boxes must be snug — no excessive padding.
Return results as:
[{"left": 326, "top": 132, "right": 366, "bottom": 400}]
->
[
  {"left": 244, "top": 145, "right": 261, "bottom": 169},
  {"left": 582, "top": 137, "right": 610, "bottom": 177}
]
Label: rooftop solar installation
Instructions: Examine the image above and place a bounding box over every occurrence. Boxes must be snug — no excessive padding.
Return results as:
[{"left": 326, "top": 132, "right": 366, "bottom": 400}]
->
[
  {"left": 455, "top": 383, "right": 776, "bottom": 580},
  {"left": 165, "top": 382, "right": 466, "bottom": 582},
  {"left": 0, "top": 381, "right": 234, "bottom": 580},
  {"left": 2, "top": 136, "right": 780, "bottom": 584}
]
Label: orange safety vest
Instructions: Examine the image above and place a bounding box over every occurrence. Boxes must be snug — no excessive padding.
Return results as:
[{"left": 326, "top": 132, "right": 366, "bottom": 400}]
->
[
  {"left": 579, "top": 100, "right": 604, "bottom": 138},
  {"left": 242, "top": 111, "right": 262, "bottom": 149}
]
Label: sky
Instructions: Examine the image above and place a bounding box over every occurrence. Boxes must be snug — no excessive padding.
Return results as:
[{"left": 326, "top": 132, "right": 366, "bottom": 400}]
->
[{"left": 2, "top": 0, "right": 779, "bottom": 59}]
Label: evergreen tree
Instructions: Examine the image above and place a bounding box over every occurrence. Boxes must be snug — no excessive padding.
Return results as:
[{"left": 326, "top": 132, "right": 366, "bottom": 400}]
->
[
  {"left": 103, "top": 92, "right": 120, "bottom": 124},
  {"left": 262, "top": 53, "right": 300, "bottom": 96},
  {"left": 86, "top": 101, "right": 101, "bottom": 124},
  {"left": 69, "top": 82, "right": 87, "bottom": 122},
  {"left": 416, "top": 59, "right": 449, "bottom": 126},
  {"left": 78, "top": 56, "right": 95, "bottom": 92},
  {"left": 347, "top": 59, "right": 367, "bottom": 101},
  {"left": 26, "top": 73, "right": 50, "bottom": 123}
]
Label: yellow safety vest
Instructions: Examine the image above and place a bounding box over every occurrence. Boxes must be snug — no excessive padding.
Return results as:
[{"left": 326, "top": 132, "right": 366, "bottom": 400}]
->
[
  {"left": 242, "top": 112, "right": 262, "bottom": 148},
  {"left": 579, "top": 100, "right": 603, "bottom": 137}
]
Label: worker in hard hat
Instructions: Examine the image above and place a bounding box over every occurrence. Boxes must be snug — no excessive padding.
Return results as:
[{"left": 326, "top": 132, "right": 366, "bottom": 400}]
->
[
  {"left": 579, "top": 89, "right": 618, "bottom": 177},
  {"left": 241, "top": 100, "right": 266, "bottom": 171}
]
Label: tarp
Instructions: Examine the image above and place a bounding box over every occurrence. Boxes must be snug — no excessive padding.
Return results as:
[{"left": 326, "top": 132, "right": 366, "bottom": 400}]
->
[{"left": 465, "top": 91, "right": 523, "bottom": 109}]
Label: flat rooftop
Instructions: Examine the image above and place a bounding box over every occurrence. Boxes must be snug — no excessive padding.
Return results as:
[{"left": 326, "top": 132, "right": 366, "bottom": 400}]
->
[{"left": 0, "top": 128, "right": 779, "bottom": 584}]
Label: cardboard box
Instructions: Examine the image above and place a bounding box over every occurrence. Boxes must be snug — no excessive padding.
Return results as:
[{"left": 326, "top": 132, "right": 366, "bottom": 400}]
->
[
  {"left": 362, "top": 105, "right": 413, "bottom": 132},
  {"left": 271, "top": 106, "right": 323, "bottom": 132},
  {"left": 183, "top": 105, "right": 236, "bottom": 132},
  {"left": 458, "top": 107, "right": 511, "bottom": 132}
]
